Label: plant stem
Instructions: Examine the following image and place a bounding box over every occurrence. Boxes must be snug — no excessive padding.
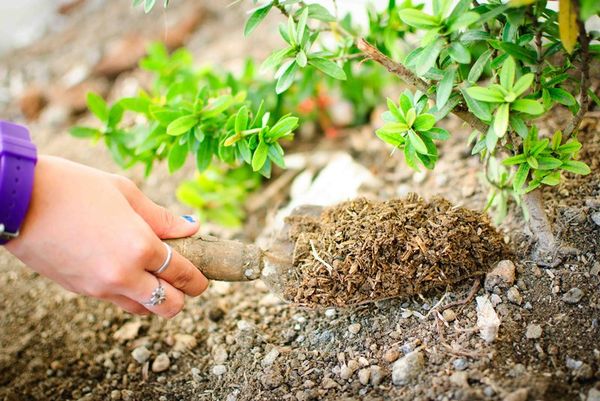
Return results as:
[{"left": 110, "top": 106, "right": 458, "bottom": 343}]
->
[
  {"left": 564, "top": 24, "right": 591, "bottom": 138},
  {"left": 357, "top": 37, "right": 557, "bottom": 260},
  {"left": 357, "top": 38, "right": 488, "bottom": 134}
]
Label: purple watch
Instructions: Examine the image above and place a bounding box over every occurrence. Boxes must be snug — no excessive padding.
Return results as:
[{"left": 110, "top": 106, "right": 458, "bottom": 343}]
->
[{"left": 0, "top": 121, "right": 37, "bottom": 245}]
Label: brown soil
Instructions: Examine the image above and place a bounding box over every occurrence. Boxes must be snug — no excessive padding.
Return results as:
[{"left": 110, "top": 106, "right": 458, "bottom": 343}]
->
[
  {"left": 0, "top": 2, "right": 599, "bottom": 401},
  {"left": 286, "top": 195, "right": 506, "bottom": 307}
]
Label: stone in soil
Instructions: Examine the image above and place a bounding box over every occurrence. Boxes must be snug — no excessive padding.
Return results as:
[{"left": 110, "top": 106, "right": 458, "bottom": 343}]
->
[
  {"left": 562, "top": 287, "right": 584, "bottom": 304},
  {"left": 476, "top": 295, "right": 500, "bottom": 343},
  {"left": 449, "top": 371, "right": 469, "bottom": 388},
  {"left": 525, "top": 324, "right": 543, "bottom": 339},
  {"left": 113, "top": 321, "right": 142, "bottom": 342},
  {"left": 151, "top": 353, "right": 170, "bottom": 373},
  {"left": 212, "top": 365, "right": 227, "bottom": 376},
  {"left": 131, "top": 346, "right": 151, "bottom": 364},
  {"left": 442, "top": 308, "right": 456, "bottom": 322},
  {"left": 391, "top": 350, "right": 425, "bottom": 386},
  {"left": 507, "top": 286, "right": 523, "bottom": 305},
  {"left": 383, "top": 348, "right": 400, "bottom": 363},
  {"left": 358, "top": 368, "right": 371, "bottom": 385},
  {"left": 369, "top": 365, "right": 385, "bottom": 386},
  {"left": 503, "top": 388, "right": 529, "bottom": 401},
  {"left": 348, "top": 323, "right": 361, "bottom": 334},
  {"left": 285, "top": 195, "right": 506, "bottom": 307},
  {"left": 485, "top": 260, "right": 516, "bottom": 291},
  {"left": 587, "top": 387, "right": 600, "bottom": 401},
  {"left": 591, "top": 212, "right": 600, "bottom": 226},
  {"left": 261, "top": 348, "right": 280, "bottom": 368}
]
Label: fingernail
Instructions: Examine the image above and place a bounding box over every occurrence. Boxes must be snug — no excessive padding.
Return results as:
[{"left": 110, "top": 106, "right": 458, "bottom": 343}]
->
[{"left": 181, "top": 215, "right": 197, "bottom": 223}]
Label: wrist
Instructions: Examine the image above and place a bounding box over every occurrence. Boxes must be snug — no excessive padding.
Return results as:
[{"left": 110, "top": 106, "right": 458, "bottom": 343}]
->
[{"left": 0, "top": 121, "right": 37, "bottom": 245}]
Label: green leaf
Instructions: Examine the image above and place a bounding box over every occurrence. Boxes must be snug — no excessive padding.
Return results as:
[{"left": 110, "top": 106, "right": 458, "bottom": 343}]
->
[
  {"left": 466, "top": 86, "right": 505, "bottom": 103},
  {"left": 296, "top": 8, "right": 308, "bottom": 44},
  {"left": 117, "top": 97, "right": 151, "bottom": 113},
  {"left": 398, "top": 9, "right": 440, "bottom": 29},
  {"left": 404, "top": 142, "right": 420, "bottom": 171},
  {"left": 416, "top": 39, "right": 444, "bottom": 76},
  {"left": 448, "top": 11, "right": 479, "bottom": 32},
  {"left": 237, "top": 140, "right": 252, "bottom": 164},
  {"left": 497, "top": 42, "right": 537, "bottom": 64},
  {"left": 252, "top": 140, "right": 269, "bottom": 171},
  {"left": 448, "top": 42, "right": 471, "bottom": 64},
  {"left": 70, "top": 126, "right": 101, "bottom": 138},
  {"left": 423, "top": 127, "right": 450, "bottom": 140},
  {"left": 413, "top": 114, "right": 436, "bottom": 131},
  {"left": 168, "top": 140, "right": 188, "bottom": 173},
  {"left": 86, "top": 92, "right": 109, "bottom": 122},
  {"left": 551, "top": 130, "right": 563, "bottom": 150},
  {"left": 167, "top": 115, "right": 198, "bottom": 136},
  {"left": 561, "top": 160, "right": 591, "bottom": 175},
  {"left": 527, "top": 156, "right": 539, "bottom": 169},
  {"left": 461, "top": 89, "right": 492, "bottom": 122},
  {"left": 511, "top": 99, "right": 544, "bottom": 115},
  {"left": 196, "top": 138, "right": 213, "bottom": 172},
  {"left": 408, "top": 130, "right": 428, "bottom": 154},
  {"left": 510, "top": 115, "right": 528, "bottom": 138},
  {"left": 275, "top": 61, "right": 298, "bottom": 94},
  {"left": 537, "top": 156, "right": 563, "bottom": 170},
  {"left": 269, "top": 116, "right": 299, "bottom": 139},
  {"left": 296, "top": 49, "right": 308, "bottom": 68},
  {"left": 468, "top": 49, "right": 492, "bottom": 83},
  {"left": 261, "top": 48, "right": 293, "bottom": 72},
  {"left": 547, "top": 88, "right": 577, "bottom": 106},
  {"left": 244, "top": 3, "right": 273, "bottom": 37},
  {"left": 268, "top": 143, "right": 286, "bottom": 168},
  {"left": 513, "top": 163, "right": 530, "bottom": 192},
  {"left": 308, "top": 57, "right": 347, "bottom": 80},
  {"left": 540, "top": 171, "right": 561, "bottom": 186},
  {"left": 376, "top": 129, "right": 405, "bottom": 147},
  {"left": 502, "top": 154, "right": 527, "bottom": 165},
  {"left": 493, "top": 103, "right": 510, "bottom": 137},
  {"left": 235, "top": 106, "right": 249, "bottom": 133},
  {"left": 436, "top": 67, "right": 455, "bottom": 109},
  {"left": 500, "top": 56, "right": 516, "bottom": 90},
  {"left": 300, "top": 4, "right": 335, "bottom": 22},
  {"left": 512, "top": 73, "right": 534, "bottom": 97},
  {"left": 202, "top": 95, "right": 234, "bottom": 118},
  {"left": 557, "top": 139, "right": 582, "bottom": 154}
]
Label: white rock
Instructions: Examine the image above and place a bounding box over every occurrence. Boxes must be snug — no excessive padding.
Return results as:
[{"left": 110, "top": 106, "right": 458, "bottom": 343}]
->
[
  {"left": 212, "top": 364, "right": 227, "bottom": 376},
  {"left": 173, "top": 334, "right": 197, "bottom": 352},
  {"left": 261, "top": 348, "right": 280, "bottom": 368},
  {"left": 587, "top": 387, "right": 600, "bottom": 401},
  {"left": 525, "top": 324, "right": 543, "bottom": 339},
  {"left": 358, "top": 368, "right": 371, "bottom": 385},
  {"left": 113, "top": 321, "right": 142, "bottom": 342},
  {"left": 503, "top": 388, "right": 529, "bottom": 401},
  {"left": 370, "top": 365, "right": 384, "bottom": 386},
  {"left": 151, "top": 353, "right": 170, "bottom": 373},
  {"left": 131, "top": 346, "right": 151, "bottom": 364},
  {"left": 476, "top": 295, "right": 501, "bottom": 343},
  {"left": 392, "top": 350, "right": 425, "bottom": 385},
  {"left": 324, "top": 308, "right": 337, "bottom": 318},
  {"left": 449, "top": 371, "right": 469, "bottom": 388},
  {"left": 348, "top": 323, "right": 361, "bottom": 334},
  {"left": 213, "top": 345, "right": 228, "bottom": 364},
  {"left": 485, "top": 260, "right": 516, "bottom": 291}
]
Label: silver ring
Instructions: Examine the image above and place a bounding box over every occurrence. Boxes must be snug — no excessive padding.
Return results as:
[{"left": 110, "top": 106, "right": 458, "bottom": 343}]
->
[
  {"left": 152, "top": 243, "right": 173, "bottom": 275},
  {"left": 143, "top": 277, "right": 166, "bottom": 306}
]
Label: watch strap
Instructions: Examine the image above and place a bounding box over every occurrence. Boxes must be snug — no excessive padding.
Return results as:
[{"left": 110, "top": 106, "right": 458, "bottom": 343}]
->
[{"left": 0, "top": 121, "right": 37, "bottom": 244}]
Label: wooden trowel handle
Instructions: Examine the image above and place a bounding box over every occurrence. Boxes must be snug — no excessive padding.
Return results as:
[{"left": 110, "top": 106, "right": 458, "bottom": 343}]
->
[{"left": 165, "top": 235, "right": 263, "bottom": 281}]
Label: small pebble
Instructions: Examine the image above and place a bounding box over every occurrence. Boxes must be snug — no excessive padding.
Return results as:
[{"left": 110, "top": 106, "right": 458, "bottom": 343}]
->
[
  {"left": 212, "top": 365, "right": 227, "bottom": 376},
  {"left": 591, "top": 212, "right": 600, "bottom": 226},
  {"left": 339, "top": 365, "right": 354, "bottom": 380},
  {"left": 110, "top": 390, "right": 121, "bottom": 400},
  {"left": 261, "top": 348, "right": 280, "bottom": 368},
  {"left": 322, "top": 377, "right": 338, "bottom": 389},
  {"left": 392, "top": 350, "right": 424, "bottom": 385},
  {"left": 324, "top": 309, "right": 336, "bottom": 318},
  {"left": 358, "top": 368, "right": 371, "bottom": 385},
  {"left": 490, "top": 294, "right": 502, "bottom": 307},
  {"left": 587, "top": 387, "right": 600, "bottom": 401},
  {"left": 453, "top": 358, "right": 468, "bottom": 371},
  {"left": 503, "top": 388, "right": 528, "bottom": 401},
  {"left": 131, "top": 346, "right": 151, "bottom": 364},
  {"left": 507, "top": 287, "right": 523, "bottom": 305},
  {"left": 370, "top": 365, "right": 384, "bottom": 386},
  {"left": 173, "top": 334, "right": 197, "bottom": 352},
  {"left": 442, "top": 309, "right": 456, "bottom": 322},
  {"left": 485, "top": 260, "right": 516, "bottom": 291},
  {"left": 151, "top": 353, "right": 170, "bottom": 373},
  {"left": 383, "top": 348, "right": 400, "bottom": 363},
  {"left": 562, "top": 288, "right": 584, "bottom": 304},
  {"left": 213, "top": 345, "right": 228, "bottom": 364},
  {"left": 191, "top": 367, "right": 202, "bottom": 382},
  {"left": 525, "top": 324, "right": 543, "bottom": 339},
  {"left": 449, "top": 371, "right": 469, "bottom": 387},
  {"left": 348, "top": 323, "right": 361, "bottom": 334}
]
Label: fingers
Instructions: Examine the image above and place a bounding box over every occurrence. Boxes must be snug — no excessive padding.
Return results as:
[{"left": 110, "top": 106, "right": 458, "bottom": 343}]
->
[
  {"left": 108, "top": 295, "right": 151, "bottom": 315},
  {"left": 123, "top": 275, "right": 186, "bottom": 319},
  {"left": 115, "top": 177, "right": 199, "bottom": 239},
  {"left": 151, "top": 247, "right": 209, "bottom": 297}
]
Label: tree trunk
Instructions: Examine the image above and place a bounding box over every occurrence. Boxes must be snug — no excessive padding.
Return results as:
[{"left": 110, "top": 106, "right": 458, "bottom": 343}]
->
[{"left": 522, "top": 189, "right": 558, "bottom": 265}]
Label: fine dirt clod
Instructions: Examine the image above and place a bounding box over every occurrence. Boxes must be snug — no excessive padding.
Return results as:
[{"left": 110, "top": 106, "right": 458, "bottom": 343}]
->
[{"left": 286, "top": 194, "right": 507, "bottom": 307}]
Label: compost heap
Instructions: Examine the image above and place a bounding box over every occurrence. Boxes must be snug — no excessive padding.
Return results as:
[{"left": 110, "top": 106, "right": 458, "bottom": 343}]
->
[{"left": 285, "top": 194, "right": 507, "bottom": 307}]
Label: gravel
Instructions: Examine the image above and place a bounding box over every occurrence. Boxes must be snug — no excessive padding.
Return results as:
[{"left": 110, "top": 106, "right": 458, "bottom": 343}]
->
[
  {"left": 261, "top": 348, "right": 280, "bottom": 368},
  {"left": 212, "top": 364, "right": 227, "bottom": 376},
  {"left": 507, "top": 287, "right": 523, "bottom": 305},
  {"left": 391, "top": 350, "right": 424, "bottom": 385},
  {"left": 485, "top": 260, "right": 516, "bottom": 291},
  {"left": 453, "top": 358, "right": 468, "bottom": 371},
  {"left": 348, "top": 323, "right": 361, "bottom": 334},
  {"left": 562, "top": 287, "right": 584, "bottom": 304},
  {"left": 358, "top": 368, "right": 371, "bottom": 385},
  {"left": 131, "top": 346, "right": 151, "bottom": 364},
  {"left": 369, "top": 365, "right": 384, "bottom": 386},
  {"left": 525, "top": 324, "right": 543, "bottom": 339},
  {"left": 587, "top": 387, "right": 600, "bottom": 401},
  {"left": 503, "top": 388, "right": 529, "bottom": 401},
  {"left": 151, "top": 353, "right": 170, "bottom": 373},
  {"left": 591, "top": 212, "right": 600, "bottom": 226}
]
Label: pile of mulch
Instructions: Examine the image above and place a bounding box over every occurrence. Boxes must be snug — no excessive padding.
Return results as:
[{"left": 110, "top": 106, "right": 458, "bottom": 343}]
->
[{"left": 285, "top": 194, "right": 508, "bottom": 307}]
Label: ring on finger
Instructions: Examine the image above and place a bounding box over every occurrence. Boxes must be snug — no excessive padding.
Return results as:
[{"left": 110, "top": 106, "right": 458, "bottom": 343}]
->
[
  {"left": 152, "top": 243, "right": 173, "bottom": 275},
  {"left": 143, "top": 276, "right": 166, "bottom": 306}
]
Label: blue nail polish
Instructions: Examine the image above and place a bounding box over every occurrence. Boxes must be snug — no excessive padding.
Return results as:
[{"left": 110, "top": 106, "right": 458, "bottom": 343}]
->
[{"left": 182, "top": 215, "right": 197, "bottom": 223}]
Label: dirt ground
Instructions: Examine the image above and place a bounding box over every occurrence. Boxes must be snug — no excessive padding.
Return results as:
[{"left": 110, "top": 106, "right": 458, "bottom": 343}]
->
[{"left": 0, "top": 1, "right": 599, "bottom": 401}]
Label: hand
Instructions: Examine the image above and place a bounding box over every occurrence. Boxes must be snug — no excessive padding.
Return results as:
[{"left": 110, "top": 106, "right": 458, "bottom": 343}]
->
[{"left": 5, "top": 155, "right": 209, "bottom": 318}]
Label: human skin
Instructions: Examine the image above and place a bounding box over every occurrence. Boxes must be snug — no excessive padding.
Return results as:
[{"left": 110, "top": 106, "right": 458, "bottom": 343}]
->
[{"left": 5, "top": 155, "right": 209, "bottom": 318}]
